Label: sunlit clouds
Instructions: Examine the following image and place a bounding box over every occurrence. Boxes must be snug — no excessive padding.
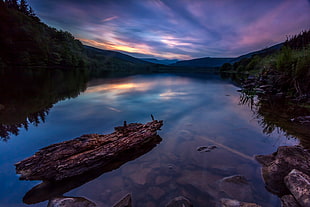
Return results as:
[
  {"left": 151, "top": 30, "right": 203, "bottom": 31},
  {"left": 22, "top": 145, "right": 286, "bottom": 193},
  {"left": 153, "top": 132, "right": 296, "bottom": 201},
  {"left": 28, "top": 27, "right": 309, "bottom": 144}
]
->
[{"left": 28, "top": 0, "right": 310, "bottom": 59}]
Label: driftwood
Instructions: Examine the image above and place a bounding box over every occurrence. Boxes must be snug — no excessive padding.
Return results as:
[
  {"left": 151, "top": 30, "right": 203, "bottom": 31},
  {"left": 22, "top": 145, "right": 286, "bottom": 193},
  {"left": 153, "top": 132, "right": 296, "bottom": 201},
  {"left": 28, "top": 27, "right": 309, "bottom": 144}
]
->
[
  {"left": 22, "top": 135, "right": 162, "bottom": 205},
  {"left": 15, "top": 120, "right": 163, "bottom": 182}
]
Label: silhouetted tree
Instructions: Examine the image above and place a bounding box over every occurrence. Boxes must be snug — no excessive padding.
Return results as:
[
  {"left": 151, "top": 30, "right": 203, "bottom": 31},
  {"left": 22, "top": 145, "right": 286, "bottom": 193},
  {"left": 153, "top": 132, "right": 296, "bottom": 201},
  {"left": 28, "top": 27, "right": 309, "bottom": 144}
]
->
[
  {"left": 19, "top": 0, "right": 29, "bottom": 15},
  {"left": 5, "top": 0, "right": 18, "bottom": 9}
]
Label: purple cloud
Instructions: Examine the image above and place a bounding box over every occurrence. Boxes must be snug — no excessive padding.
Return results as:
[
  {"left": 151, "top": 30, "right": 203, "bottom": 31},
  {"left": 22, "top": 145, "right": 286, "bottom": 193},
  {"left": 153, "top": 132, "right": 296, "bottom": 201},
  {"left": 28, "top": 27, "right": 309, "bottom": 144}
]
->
[{"left": 28, "top": 0, "right": 310, "bottom": 59}]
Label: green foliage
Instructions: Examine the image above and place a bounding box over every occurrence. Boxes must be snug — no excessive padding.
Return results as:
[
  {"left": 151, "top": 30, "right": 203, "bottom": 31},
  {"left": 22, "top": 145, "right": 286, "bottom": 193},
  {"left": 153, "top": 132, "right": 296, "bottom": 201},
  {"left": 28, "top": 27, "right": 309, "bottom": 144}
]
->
[
  {"left": 245, "top": 55, "right": 261, "bottom": 71},
  {"left": 0, "top": 1, "right": 87, "bottom": 68},
  {"left": 284, "top": 30, "right": 310, "bottom": 50},
  {"left": 219, "top": 62, "right": 232, "bottom": 72},
  {"left": 275, "top": 46, "right": 295, "bottom": 72},
  {"left": 232, "top": 29, "right": 310, "bottom": 99}
]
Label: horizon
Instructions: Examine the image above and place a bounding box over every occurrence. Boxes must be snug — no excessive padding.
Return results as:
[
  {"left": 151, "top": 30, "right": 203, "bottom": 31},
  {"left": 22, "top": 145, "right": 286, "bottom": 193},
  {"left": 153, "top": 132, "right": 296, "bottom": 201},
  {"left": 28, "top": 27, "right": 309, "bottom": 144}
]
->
[{"left": 28, "top": 0, "right": 310, "bottom": 60}]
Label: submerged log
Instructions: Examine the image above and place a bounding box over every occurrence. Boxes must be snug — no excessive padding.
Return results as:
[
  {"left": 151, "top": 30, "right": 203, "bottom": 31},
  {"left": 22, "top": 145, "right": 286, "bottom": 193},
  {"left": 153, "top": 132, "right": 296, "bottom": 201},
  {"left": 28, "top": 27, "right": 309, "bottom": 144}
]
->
[{"left": 15, "top": 120, "right": 163, "bottom": 181}]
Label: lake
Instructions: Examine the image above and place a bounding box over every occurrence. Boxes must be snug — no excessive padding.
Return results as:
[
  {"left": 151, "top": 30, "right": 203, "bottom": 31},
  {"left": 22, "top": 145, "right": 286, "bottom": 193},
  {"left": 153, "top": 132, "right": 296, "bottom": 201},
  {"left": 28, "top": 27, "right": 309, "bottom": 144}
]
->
[{"left": 0, "top": 71, "right": 299, "bottom": 206}]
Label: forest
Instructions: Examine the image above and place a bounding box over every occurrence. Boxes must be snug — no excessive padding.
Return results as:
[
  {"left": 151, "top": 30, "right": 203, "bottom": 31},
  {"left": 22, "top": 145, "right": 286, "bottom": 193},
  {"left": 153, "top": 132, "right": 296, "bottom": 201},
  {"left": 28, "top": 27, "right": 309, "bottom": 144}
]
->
[{"left": 0, "top": 0, "right": 88, "bottom": 68}]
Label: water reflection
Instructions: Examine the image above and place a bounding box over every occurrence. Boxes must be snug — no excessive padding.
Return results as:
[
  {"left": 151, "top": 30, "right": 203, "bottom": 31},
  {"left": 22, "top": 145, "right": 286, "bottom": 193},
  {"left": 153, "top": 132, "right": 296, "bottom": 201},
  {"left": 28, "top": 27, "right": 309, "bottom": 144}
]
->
[
  {"left": 0, "top": 73, "right": 301, "bottom": 207},
  {"left": 0, "top": 68, "right": 88, "bottom": 141},
  {"left": 240, "top": 91, "right": 310, "bottom": 148}
]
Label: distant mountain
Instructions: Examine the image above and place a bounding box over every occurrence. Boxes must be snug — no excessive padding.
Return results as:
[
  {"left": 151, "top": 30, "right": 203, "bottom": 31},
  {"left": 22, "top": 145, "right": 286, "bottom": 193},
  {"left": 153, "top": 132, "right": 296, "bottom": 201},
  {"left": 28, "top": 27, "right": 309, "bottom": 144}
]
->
[
  {"left": 171, "top": 43, "right": 283, "bottom": 68},
  {"left": 171, "top": 57, "right": 235, "bottom": 68},
  {"left": 83, "top": 45, "right": 160, "bottom": 73},
  {"left": 141, "top": 58, "right": 179, "bottom": 65},
  {"left": 84, "top": 46, "right": 151, "bottom": 65}
]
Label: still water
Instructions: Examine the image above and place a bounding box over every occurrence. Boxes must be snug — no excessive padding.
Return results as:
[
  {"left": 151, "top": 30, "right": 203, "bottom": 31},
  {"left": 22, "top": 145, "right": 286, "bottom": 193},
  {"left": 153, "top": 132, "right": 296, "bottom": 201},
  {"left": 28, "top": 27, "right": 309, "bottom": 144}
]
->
[{"left": 0, "top": 72, "right": 299, "bottom": 206}]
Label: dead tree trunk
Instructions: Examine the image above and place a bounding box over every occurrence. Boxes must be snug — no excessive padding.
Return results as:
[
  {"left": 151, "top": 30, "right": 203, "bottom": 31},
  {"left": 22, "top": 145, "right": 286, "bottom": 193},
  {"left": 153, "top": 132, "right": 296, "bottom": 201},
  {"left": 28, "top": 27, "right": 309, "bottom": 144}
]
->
[{"left": 15, "top": 120, "right": 163, "bottom": 181}]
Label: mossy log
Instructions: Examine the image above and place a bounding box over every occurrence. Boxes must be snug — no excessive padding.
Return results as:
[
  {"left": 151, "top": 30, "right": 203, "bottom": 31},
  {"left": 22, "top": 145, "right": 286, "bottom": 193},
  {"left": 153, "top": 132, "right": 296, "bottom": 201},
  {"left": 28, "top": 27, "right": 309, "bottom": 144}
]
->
[{"left": 15, "top": 120, "right": 163, "bottom": 181}]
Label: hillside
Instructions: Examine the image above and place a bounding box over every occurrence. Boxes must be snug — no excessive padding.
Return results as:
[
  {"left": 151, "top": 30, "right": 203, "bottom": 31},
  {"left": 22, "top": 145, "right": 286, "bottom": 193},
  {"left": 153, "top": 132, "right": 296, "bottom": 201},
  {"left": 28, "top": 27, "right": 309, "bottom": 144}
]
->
[
  {"left": 84, "top": 45, "right": 158, "bottom": 73},
  {"left": 171, "top": 43, "right": 283, "bottom": 69},
  {"left": 0, "top": 1, "right": 157, "bottom": 72},
  {"left": 0, "top": 0, "right": 86, "bottom": 68},
  {"left": 171, "top": 57, "right": 234, "bottom": 68},
  {"left": 141, "top": 58, "right": 178, "bottom": 65}
]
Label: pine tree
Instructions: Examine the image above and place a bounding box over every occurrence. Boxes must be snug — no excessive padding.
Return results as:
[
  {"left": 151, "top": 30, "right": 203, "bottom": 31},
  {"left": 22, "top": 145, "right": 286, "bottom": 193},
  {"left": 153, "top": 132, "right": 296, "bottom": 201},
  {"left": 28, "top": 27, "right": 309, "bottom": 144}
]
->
[
  {"left": 5, "top": 0, "right": 18, "bottom": 9},
  {"left": 19, "top": 0, "right": 29, "bottom": 15}
]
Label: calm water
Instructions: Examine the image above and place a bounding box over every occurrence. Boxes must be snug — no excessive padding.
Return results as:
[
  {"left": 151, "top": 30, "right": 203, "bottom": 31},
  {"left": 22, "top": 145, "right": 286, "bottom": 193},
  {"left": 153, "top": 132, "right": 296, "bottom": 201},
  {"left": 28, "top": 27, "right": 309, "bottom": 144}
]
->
[{"left": 0, "top": 72, "right": 299, "bottom": 207}]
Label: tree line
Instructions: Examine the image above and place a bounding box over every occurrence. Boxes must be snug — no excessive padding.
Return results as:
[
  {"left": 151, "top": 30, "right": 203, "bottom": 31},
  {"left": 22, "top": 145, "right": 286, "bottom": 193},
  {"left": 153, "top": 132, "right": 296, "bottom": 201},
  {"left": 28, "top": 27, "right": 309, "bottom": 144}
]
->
[
  {"left": 1, "top": 0, "right": 38, "bottom": 20},
  {"left": 0, "top": 0, "right": 87, "bottom": 68}
]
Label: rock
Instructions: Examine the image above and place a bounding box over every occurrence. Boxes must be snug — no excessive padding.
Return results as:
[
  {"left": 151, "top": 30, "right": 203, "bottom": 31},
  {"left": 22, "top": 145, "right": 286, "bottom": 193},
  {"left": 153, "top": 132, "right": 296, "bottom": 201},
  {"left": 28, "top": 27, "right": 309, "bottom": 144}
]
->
[
  {"left": 112, "top": 194, "right": 132, "bottom": 207},
  {"left": 280, "top": 195, "right": 300, "bottom": 207},
  {"left": 196, "top": 145, "right": 217, "bottom": 152},
  {"left": 147, "top": 186, "right": 165, "bottom": 200},
  {"left": 155, "top": 175, "right": 171, "bottom": 185},
  {"left": 218, "top": 175, "right": 253, "bottom": 202},
  {"left": 290, "top": 116, "right": 310, "bottom": 124},
  {"left": 259, "top": 85, "right": 273, "bottom": 89},
  {"left": 48, "top": 197, "right": 96, "bottom": 207},
  {"left": 219, "top": 198, "right": 261, "bottom": 207},
  {"left": 166, "top": 196, "right": 193, "bottom": 207},
  {"left": 284, "top": 169, "right": 310, "bottom": 207},
  {"left": 255, "top": 145, "right": 310, "bottom": 196}
]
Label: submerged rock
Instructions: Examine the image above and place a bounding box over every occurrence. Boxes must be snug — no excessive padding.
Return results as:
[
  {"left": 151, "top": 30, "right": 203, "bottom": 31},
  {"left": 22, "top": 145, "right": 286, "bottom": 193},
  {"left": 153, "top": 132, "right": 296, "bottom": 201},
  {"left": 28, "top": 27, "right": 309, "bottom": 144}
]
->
[
  {"left": 196, "top": 145, "right": 217, "bottom": 152},
  {"left": 218, "top": 175, "right": 253, "bottom": 202},
  {"left": 166, "top": 196, "right": 193, "bottom": 207},
  {"left": 284, "top": 169, "right": 310, "bottom": 207},
  {"left": 113, "top": 194, "right": 132, "bottom": 207},
  {"left": 219, "top": 198, "right": 261, "bottom": 207},
  {"left": 48, "top": 197, "right": 96, "bottom": 207}
]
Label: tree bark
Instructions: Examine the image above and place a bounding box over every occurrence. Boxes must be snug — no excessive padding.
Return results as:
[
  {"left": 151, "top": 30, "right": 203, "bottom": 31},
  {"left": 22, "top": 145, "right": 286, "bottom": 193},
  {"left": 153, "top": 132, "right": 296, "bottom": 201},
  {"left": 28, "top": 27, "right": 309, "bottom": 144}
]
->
[{"left": 15, "top": 120, "right": 163, "bottom": 181}]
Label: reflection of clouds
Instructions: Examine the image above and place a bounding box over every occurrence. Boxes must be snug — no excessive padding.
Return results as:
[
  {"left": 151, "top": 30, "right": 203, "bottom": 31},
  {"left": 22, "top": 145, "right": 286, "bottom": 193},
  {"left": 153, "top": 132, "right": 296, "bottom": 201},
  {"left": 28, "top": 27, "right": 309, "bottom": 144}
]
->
[
  {"left": 107, "top": 106, "right": 121, "bottom": 112},
  {"left": 85, "top": 82, "right": 156, "bottom": 94},
  {"left": 85, "top": 76, "right": 191, "bottom": 95},
  {"left": 159, "top": 90, "right": 188, "bottom": 100}
]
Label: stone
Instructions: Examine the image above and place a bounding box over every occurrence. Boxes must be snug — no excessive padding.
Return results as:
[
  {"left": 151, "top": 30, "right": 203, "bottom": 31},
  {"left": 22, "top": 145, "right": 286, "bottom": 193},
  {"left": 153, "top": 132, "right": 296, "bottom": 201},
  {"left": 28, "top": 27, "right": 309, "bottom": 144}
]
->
[
  {"left": 255, "top": 145, "right": 310, "bottom": 196},
  {"left": 112, "top": 194, "right": 132, "bottom": 207},
  {"left": 177, "top": 170, "right": 220, "bottom": 198},
  {"left": 166, "top": 196, "right": 193, "bottom": 207},
  {"left": 284, "top": 169, "right": 310, "bottom": 207},
  {"left": 197, "top": 145, "right": 217, "bottom": 152},
  {"left": 280, "top": 195, "right": 300, "bottom": 207},
  {"left": 128, "top": 167, "right": 152, "bottom": 185},
  {"left": 219, "top": 198, "right": 261, "bottom": 207},
  {"left": 218, "top": 175, "right": 253, "bottom": 202},
  {"left": 47, "top": 197, "right": 96, "bottom": 207},
  {"left": 147, "top": 186, "right": 165, "bottom": 200},
  {"left": 155, "top": 175, "right": 171, "bottom": 185}
]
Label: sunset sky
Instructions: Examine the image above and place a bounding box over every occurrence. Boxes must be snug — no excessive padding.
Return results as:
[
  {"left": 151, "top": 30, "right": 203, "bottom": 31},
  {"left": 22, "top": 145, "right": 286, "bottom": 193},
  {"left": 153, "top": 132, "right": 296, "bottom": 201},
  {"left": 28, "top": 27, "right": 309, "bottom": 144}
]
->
[{"left": 28, "top": 0, "right": 310, "bottom": 60}]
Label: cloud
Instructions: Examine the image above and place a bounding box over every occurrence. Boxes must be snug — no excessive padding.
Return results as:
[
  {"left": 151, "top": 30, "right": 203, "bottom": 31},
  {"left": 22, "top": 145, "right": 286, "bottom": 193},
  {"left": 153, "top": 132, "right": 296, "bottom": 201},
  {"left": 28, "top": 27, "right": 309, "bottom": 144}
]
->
[
  {"left": 28, "top": 0, "right": 310, "bottom": 59},
  {"left": 101, "top": 16, "right": 118, "bottom": 22}
]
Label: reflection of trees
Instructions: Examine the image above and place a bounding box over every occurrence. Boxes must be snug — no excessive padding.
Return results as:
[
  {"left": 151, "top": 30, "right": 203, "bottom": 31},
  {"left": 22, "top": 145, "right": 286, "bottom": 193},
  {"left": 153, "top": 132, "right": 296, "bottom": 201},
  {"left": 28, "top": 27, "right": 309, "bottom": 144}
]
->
[
  {"left": 240, "top": 91, "right": 310, "bottom": 148},
  {"left": 0, "top": 109, "right": 49, "bottom": 141},
  {"left": 0, "top": 68, "right": 88, "bottom": 141}
]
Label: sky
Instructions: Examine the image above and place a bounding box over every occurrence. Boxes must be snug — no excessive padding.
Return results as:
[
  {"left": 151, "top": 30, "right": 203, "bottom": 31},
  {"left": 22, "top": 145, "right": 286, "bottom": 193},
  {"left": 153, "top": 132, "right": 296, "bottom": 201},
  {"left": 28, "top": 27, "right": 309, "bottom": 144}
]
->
[{"left": 27, "top": 0, "right": 310, "bottom": 60}]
